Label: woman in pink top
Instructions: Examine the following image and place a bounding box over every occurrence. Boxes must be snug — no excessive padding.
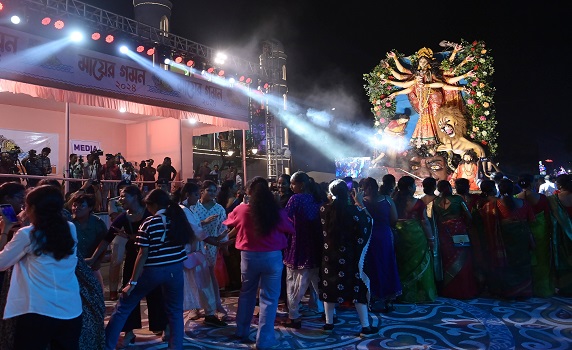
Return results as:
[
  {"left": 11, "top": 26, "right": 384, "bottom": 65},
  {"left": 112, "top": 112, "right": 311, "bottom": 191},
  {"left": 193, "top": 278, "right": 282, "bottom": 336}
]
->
[{"left": 223, "top": 176, "right": 295, "bottom": 350}]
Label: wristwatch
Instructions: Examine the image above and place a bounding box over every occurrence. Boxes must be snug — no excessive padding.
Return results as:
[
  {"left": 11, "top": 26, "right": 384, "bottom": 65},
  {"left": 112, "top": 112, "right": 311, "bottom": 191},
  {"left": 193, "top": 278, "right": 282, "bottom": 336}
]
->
[{"left": 128, "top": 281, "right": 138, "bottom": 286}]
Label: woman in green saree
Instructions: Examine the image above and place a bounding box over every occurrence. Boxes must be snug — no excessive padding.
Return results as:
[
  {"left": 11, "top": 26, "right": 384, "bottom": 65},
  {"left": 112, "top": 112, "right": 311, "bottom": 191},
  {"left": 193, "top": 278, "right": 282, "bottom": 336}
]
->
[
  {"left": 393, "top": 176, "right": 437, "bottom": 303},
  {"left": 516, "top": 173, "right": 554, "bottom": 297},
  {"left": 547, "top": 174, "right": 572, "bottom": 296}
]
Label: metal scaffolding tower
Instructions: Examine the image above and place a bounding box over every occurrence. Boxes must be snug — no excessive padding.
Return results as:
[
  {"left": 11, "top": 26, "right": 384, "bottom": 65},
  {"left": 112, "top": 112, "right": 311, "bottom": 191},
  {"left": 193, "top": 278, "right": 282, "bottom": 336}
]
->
[{"left": 260, "top": 39, "right": 288, "bottom": 181}]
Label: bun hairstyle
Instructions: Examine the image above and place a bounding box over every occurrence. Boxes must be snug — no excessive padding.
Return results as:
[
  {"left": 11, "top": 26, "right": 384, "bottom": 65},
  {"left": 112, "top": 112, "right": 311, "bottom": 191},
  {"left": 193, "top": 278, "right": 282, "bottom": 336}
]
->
[
  {"left": 517, "top": 173, "right": 534, "bottom": 189},
  {"left": 556, "top": 174, "right": 572, "bottom": 191}
]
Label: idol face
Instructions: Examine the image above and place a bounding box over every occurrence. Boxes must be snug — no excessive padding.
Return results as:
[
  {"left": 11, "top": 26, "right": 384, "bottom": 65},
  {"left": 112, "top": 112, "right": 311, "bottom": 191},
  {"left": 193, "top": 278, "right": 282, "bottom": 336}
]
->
[{"left": 409, "top": 154, "right": 449, "bottom": 184}]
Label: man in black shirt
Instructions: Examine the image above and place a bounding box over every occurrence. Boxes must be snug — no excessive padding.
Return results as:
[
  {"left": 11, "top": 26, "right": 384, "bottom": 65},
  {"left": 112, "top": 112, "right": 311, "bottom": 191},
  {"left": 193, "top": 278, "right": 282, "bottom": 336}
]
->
[{"left": 157, "top": 157, "right": 177, "bottom": 193}]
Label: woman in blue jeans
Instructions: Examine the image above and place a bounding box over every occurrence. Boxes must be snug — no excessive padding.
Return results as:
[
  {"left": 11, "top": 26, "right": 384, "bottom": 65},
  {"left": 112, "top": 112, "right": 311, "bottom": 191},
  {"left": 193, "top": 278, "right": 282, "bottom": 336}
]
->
[
  {"left": 104, "top": 189, "right": 192, "bottom": 350},
  {"left": 223, "top": 176, "right": 295, "bottom": 350}
]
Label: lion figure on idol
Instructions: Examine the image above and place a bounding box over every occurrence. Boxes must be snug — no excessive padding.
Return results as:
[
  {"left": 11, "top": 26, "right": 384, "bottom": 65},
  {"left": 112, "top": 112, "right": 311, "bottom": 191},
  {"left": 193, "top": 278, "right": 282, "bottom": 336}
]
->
[{"left": 435, "top": 105, "right": 485, "bottom": 159}]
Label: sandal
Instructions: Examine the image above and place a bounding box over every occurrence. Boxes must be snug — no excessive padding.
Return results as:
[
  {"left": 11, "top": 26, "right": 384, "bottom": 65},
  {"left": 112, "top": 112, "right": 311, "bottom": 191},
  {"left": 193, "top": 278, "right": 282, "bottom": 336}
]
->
[{"left": 117, "top": 331, "right": 136, "bottom": 349}]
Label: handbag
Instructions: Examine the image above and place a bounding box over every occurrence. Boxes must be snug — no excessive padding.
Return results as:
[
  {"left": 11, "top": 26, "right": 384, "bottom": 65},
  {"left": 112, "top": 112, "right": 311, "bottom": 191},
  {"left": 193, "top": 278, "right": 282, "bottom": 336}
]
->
[
  {"left": 183, "top": 251, "right": 207, "bottom": 269},
  {"left": 452, "top": 234, "right": 471, "bottom": 247}
]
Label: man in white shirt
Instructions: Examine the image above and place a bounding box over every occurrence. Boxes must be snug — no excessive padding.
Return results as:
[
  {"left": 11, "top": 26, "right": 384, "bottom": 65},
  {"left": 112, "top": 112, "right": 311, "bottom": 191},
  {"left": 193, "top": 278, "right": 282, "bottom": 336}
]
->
[{"left": 539, "top": 175, "right": 557, "bottom": 196}]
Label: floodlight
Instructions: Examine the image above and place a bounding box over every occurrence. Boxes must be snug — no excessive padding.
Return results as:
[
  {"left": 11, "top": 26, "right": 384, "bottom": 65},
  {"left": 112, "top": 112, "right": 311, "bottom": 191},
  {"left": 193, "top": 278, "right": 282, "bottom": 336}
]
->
[{"left": 70, "top": 31, "right": 83, "bottom": 42}]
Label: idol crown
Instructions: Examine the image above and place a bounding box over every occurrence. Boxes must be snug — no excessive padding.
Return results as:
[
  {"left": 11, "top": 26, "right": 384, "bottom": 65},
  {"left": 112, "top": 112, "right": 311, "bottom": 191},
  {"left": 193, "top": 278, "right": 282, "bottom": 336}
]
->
[{"left": 417, "top": 47, "right": 434, "bottom": 59}]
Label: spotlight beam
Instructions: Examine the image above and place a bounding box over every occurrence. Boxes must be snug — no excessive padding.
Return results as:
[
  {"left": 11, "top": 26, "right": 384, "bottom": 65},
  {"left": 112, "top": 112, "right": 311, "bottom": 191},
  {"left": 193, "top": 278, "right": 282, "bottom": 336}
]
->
[{"left": 0, "top": 37, "right": 72, "bottom": 69}]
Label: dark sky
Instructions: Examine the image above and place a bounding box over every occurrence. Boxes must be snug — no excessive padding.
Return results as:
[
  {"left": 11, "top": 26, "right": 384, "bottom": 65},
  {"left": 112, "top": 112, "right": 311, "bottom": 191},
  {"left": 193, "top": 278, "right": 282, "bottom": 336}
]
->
[{"left": 81, "top": 0, "right": 571, "bottom": 175}]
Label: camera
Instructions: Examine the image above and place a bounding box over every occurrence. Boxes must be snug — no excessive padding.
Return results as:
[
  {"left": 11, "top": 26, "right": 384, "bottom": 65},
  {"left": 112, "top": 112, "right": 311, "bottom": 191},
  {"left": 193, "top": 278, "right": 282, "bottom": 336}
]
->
[
  {"left": 6, "top": 147, "right": 21, "bottom": 161},
  {"left": 90, "top": 149, "right": 104, "bottom": 157}
]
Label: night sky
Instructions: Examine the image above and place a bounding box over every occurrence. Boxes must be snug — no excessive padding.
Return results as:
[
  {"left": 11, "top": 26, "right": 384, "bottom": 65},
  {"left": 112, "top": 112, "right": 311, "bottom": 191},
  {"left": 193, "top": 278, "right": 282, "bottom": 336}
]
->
[{"left": 80, "top": 1, "right": 571, "bottom": 176}]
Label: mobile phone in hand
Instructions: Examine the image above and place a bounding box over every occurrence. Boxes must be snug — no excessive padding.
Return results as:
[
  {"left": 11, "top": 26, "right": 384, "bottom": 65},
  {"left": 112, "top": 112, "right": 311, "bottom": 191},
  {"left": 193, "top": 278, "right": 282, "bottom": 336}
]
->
[{"left": 0, "top": 204, "right": 18, "bottom": 223}]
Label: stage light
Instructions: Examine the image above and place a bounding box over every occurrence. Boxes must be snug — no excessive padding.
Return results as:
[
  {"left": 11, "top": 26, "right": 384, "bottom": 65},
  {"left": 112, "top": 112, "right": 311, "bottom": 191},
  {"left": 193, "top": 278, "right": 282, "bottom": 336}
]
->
[
  {"left": 227, "top": 150, "right": 234, "bottom": 156},
  {"left": 105, "top": 35, "right": 114, "bottom": 43},
  {"left": 186, "top": 59, "right": 195, "bottom": 67},
  {"left": 119, "top": 45, "right": 129, "bottom": 54},
  {"left": 54, "top": 20, "right": 64, "bottom": 29},
  {"left": 229, "top": 77, "right": 236, "bottom": 84},
  {"left": 147, "top": 48, "right": 155, "bottom": 56},
  {"left": 207, "top": 67, "right": 215, "bottom": 74},
  {"left": 239, "top": 75, "right": 245, "bottom": 82},
  {"left": 245, "top": 77, "right": 252, "bottom": 84},
  {"left": 91, "top": 32, "right": 101, "bottom": 40},
  {"left": 10, "top": 15, "right": 21, "bottom": 24},
  {"left": 263, "top": 83, "right": 270, "bottom": 89},
  {"left": 0, "top": 2, "right": 4, "bottom": 11},
  {"left": 136, "top": 45, "right": 144, "bottom": 53},
  {"left": 70, "top": 31, "right": 83, "bottom": 42},
  {"left": 251, "top": 148, "right": 258, "bottom": 155},
  {"left": 214, "top": 52, "right": 227, "bottom": 65},
  {"left": 218, "top": 70, "right": 225, "bottom": 77},
  {"left": 174, "top": 56, "right": 183, "bottom": 63},
  {"left": 41, "top": 17, "right": 51, "bottom": 25},
  {"left": 164, "top": 58, "right": 171, "bottom": 65}
]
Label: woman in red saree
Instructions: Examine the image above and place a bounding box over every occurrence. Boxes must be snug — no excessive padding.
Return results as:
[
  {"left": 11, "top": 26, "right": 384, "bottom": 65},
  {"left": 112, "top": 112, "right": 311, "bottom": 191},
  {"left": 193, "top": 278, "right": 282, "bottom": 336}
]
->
[
  {"left": 433, "top": 180, "right": 477, "bottom": 299},
  {"left": 480, "top": 179, "right": 535, "bottom": 299}
]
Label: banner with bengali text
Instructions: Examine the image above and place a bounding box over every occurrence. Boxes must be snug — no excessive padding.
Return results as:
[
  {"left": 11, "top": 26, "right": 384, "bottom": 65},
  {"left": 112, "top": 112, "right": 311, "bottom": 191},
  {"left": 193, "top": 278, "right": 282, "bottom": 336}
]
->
[{"left": 0, "top": 26, "right": 249, "bottom": 122}]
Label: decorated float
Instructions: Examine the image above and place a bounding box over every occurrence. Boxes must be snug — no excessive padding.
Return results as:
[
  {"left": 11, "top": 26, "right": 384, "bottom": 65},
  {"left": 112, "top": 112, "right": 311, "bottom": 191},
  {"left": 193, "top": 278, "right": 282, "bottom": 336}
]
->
[{"left": 363, "top": 40, "right": 498, "bottom": 189}]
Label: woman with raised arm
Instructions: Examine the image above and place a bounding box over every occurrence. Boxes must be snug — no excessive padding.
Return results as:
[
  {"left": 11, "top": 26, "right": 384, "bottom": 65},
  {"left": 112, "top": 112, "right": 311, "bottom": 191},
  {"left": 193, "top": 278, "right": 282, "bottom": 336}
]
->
[
  {"left": 105, "top": 189, "right": 191, "bottom": 350},
  {"left": 223, "top": 177, "right": 295, "bottom": 348}
]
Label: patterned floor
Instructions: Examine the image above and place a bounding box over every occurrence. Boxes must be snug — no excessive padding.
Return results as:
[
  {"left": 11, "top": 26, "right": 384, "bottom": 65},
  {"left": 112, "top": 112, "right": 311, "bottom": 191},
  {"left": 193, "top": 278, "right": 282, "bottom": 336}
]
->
[{"left": 106, "top": 294, "right": 572, "bottom": 349}]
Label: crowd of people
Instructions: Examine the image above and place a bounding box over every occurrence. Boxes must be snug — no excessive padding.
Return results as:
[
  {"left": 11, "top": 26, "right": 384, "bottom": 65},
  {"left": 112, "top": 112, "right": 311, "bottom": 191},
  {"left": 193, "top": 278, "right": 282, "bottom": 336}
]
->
[{"left": 0, "top": 166, "right": 571, "bottom": 349}]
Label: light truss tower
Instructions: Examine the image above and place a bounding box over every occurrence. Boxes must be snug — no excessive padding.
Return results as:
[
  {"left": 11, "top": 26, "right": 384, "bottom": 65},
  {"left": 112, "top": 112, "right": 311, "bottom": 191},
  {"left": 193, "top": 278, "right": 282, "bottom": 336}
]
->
[{"left": 259, "top": 39, "right": 288, "bottom": 181}]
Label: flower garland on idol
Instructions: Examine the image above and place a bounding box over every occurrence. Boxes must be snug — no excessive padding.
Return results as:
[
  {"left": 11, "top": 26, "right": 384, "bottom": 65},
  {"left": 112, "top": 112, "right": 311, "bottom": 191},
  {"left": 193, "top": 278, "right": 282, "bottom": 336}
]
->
[{"left": 363, "top": 39, "right": 498, "bottom": 155}]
